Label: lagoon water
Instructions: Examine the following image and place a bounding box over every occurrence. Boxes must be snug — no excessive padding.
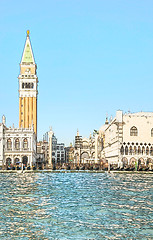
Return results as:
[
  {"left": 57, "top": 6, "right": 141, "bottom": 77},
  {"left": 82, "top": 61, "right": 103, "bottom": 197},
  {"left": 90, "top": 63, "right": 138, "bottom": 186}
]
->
[{"left": 0, "top": 172, "right": 153, "bottom": 240}]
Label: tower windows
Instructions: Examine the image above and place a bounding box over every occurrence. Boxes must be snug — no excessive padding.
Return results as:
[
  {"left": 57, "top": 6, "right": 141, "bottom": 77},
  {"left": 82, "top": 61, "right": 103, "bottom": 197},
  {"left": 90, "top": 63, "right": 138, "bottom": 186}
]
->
[
  {"left": 130, "top": 126, "right": 138, "bottom": 136},
  {"left": 22, "top": 82, "right": 34, "bottom": 89}
]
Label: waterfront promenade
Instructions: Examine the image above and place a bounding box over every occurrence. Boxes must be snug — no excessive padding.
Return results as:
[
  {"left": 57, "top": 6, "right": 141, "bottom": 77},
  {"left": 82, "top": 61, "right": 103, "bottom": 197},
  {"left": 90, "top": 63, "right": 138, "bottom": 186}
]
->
[{"left": 1, "top": 169, "right": 153, "bottom": 174}]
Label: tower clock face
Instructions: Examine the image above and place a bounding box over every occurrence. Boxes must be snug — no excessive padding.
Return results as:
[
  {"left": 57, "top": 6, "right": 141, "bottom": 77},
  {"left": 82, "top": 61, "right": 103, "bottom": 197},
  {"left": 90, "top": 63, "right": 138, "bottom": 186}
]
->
[{"left": 25, "top": 68, "right": 31, "bottom": 73}]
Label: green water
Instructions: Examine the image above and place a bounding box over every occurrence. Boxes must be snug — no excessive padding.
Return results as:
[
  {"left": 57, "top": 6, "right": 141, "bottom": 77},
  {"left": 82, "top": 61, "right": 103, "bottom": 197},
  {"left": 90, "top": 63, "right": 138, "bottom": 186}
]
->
[{"left": 0, "top": 172, "right": 153, "bottom": 239}]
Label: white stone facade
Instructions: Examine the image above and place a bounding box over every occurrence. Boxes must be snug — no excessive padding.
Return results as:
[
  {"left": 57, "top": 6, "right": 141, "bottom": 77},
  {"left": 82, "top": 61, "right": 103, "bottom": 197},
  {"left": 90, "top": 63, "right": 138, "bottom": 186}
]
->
[
  {"left": 99, "top": 110, "right": 153, "bottom": 167},
  {"left": 0, "top": 117, "right": 36, "bottom": 168},
  {"left": 73, "top": 131, "right": 101, "bottom": 165}
]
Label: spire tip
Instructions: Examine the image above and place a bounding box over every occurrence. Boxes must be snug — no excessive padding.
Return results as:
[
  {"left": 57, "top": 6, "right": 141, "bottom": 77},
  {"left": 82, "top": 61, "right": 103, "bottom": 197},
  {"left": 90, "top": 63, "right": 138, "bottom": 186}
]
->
[{"left": 27, "top": 30, "right": 30, "bottom": 36}]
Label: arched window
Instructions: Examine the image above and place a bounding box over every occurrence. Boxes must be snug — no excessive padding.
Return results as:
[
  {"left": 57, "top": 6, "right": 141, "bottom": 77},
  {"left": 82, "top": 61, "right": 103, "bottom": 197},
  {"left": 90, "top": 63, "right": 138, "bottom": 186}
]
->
[
  {"left": 22, "top": 83, "right": 24, "bottom": 88},
  {"left": 120, "top": 146, "right": 124, "bottom": 155},
  {"left": 125, "top": 146, "right": 128, "bottom": 155},
  {"left": 23, "top": 138, "right": 28, "bottom": 150},
  {"left": 14, "top": 158, "right": 20, "bottom": 164},
  {"left": 142, "top": 146, "right": 145, "bottom": 155},
  {"left": 138, "top": 146, "right": 141, "bottom": 155},
  {"left": 146, "top": 146, "right": 149, "bottom": 155},
  {"left": 130, "top": 126, "right": 138, "bottom": 136},
  {"left": 15, "top": 138, "right": 20, "bottom": 150},
  {"left": 151, "top": 129, "right": 153, "bottom": 137},
  {"left": 134, "top": 146, "right": 137, "bottom": 154},
  {"left": 129, "top": 146, "right": 132, "bottom": 155},
  {"left": 7, "top": 138, "right": 12, "bottom": 150},
  {"left": 22, "top": 156, "right": 28, "bottom": 166},
  {"left": 6, "top": 158, "right": 11, "bottom": 165}
]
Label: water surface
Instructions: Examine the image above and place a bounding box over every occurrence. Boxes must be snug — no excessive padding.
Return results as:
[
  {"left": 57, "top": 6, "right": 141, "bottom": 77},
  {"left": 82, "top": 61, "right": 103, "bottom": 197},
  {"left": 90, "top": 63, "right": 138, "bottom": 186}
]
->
[{"left": 0, "top": 172, "right": 153, "bottom": 239}]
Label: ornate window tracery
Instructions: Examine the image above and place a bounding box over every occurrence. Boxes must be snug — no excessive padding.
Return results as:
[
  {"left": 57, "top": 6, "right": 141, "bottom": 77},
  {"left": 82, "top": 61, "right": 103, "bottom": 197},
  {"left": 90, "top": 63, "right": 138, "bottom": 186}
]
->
[{"left": 130, "top": 126, "right": 138, "bottom": 136}]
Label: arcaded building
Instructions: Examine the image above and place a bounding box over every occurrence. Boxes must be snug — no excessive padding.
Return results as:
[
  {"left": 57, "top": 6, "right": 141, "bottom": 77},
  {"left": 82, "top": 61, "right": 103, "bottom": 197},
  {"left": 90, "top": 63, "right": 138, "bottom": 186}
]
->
[
  {"left": 0, "top": 116, "right": 36, "bottom": 167},
  {"left": 99, "top": 110, "right": 153, "bottom": 167}
]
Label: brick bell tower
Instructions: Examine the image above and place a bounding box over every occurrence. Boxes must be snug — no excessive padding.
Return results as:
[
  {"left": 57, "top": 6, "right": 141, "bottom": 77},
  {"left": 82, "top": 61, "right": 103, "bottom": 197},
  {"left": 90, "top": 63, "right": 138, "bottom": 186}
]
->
[{"left": 18, "top": 30, "right": 38, "bottom": 135}]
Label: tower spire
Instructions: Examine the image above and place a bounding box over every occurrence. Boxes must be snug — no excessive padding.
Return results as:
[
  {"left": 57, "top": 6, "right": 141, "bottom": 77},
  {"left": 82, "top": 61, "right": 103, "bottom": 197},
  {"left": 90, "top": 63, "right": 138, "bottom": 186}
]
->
[
  {"left": 21, "top": 30, "right": 35, "bottom": 64},
  {"left": 18, "top": 31, "right": 38, "bottom": 136}
]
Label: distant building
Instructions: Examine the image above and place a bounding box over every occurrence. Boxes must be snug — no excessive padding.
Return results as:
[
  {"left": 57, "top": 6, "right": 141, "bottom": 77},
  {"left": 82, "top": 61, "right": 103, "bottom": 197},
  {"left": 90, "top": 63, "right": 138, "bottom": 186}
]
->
[
  {"left": 99, "top": 110, "right": 153, "bottom": 168},
  {"left": 43, "top": 132, "right": 49, "bottom": 142},
  {"left": 65, "top": 144, "right": 74, "bottom": 164},
  {"left": 0, "top": 116, "right": 36, "bottom": 168},
  {"left": 37, "top": 140, "right": 49, "bottom": 164},
  {"left": 48, "top": 128, "right": 65, "bottom": 167}
]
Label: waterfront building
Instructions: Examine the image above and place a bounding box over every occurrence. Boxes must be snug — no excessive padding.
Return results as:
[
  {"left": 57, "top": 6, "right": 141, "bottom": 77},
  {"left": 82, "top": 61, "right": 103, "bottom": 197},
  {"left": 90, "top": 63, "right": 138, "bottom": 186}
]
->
[
  {"left": 48, "top": 128, "right": 65, "bottom": 167},
  {"left": 65, "top": 143, "right": 74, "bottom": 164},
  {"left": 18, "top": 30, "right": 38, "bottom": 135},
  {"left": 99, "top": 110, "right": 153, "bottom": 168},
  {"left": 0, "top": 116, "right": 36, "bottom": 167},
  {"left": 73, "top": 130, "right": 101, "bottom": 165},
  {"left": 37, "top": 140, "right": 49, "bottom": 165}
]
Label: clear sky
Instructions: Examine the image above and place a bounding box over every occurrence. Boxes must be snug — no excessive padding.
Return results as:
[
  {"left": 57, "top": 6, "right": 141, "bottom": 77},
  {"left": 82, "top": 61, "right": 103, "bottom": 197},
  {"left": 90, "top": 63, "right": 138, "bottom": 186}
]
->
[{"left": 0, "top": 0, "right": 153, "bottom": 145}]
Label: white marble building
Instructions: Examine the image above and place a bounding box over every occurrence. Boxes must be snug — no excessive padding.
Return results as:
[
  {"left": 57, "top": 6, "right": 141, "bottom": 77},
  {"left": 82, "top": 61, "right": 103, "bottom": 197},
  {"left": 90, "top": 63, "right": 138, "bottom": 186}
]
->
[
  {"left": 73, "top": 130, "right": 102, "bottom": 165},
  {"left": 99, "top": 110, "right": 153, "bottom": 168},
  {"left": 0, "top": 116, "right": 36, "bottom": 168}
]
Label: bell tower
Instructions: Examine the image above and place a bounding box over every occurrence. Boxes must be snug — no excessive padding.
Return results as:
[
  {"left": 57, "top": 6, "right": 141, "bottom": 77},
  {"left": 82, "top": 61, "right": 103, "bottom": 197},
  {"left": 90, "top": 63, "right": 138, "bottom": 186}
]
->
[{"left": 18, "top": 30, "right": 38, "bottom": 135}]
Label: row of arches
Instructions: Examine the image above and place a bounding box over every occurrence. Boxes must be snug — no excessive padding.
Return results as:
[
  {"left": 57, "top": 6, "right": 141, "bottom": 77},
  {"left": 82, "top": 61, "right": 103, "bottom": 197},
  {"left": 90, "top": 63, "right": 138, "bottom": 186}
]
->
[
  {"left": 74, "top": 151, "right": 95, "bottom": 161},
  {"left": 7, "top": 138, "right": 28, "bottom": 150},
  {"left": 120, "top": 145, "right": 153, "bottom": 156},
  {"left": 6, "top": 156, "right": 28, "bottom": 166},
  {"left": 122, "top": 157, "right": 153, "bottom": 166}
]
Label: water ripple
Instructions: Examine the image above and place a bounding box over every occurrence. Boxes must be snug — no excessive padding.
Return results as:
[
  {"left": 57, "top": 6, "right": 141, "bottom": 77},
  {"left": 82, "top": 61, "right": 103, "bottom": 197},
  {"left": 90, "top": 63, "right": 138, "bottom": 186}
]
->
[{"left": 0, "top": 172, "right": 153, "bottom": 239}]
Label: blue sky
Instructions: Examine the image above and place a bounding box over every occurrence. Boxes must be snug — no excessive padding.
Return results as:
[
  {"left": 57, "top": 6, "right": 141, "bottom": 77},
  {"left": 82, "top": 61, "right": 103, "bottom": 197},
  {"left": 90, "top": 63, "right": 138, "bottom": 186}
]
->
[{"left": 0, "top": 0, "right": 153, "bottom": 145}]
